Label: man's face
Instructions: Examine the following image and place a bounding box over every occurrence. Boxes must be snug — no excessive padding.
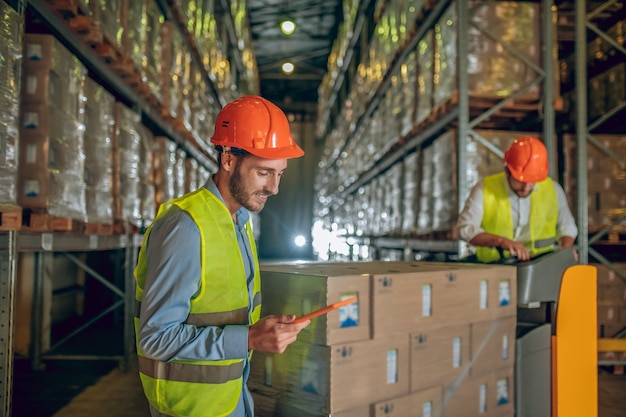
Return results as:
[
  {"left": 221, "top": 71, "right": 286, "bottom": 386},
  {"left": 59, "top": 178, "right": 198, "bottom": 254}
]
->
[
  {"left": 228, "top": 154, "right": 288, "bottom": 212},
  {"left": 506, "top": 169, "right": 535, "bottom": 198}
]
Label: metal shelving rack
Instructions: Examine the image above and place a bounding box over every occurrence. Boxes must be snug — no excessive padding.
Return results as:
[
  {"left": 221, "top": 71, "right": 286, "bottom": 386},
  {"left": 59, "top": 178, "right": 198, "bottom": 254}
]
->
[
  {"left": 0, "top": 231, "right": 142, "bottom": 416},
  {"left": 317, "top": 0, "right": 558, "bottom": 261},
  {"left": 575, "top": 0, "right": 626, "bottom": 274}
]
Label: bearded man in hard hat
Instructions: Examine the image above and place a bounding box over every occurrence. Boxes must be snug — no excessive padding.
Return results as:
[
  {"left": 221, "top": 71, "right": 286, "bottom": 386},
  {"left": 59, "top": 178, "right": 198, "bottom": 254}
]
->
[
  {"left": 134, "top": 96, "right": 310, "bottom": 417},
  {"left": 457, "top": 136, "right": 578, "bottom": 263}
]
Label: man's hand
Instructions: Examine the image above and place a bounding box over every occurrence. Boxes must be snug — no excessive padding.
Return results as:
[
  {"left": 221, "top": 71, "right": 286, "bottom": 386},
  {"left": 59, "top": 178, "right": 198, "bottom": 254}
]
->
[
  {"left": 248, "top": 315, "right": 310, "bottom": 354},
  {"left": 499, "top": 238, "right": 531, "bottom": 261}
]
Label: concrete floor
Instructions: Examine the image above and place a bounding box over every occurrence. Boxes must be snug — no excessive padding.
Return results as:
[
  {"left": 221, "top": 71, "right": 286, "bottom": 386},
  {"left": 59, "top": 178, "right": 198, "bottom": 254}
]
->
[{"left": 11, "top": 356, "right": 626, "bottom": 417}]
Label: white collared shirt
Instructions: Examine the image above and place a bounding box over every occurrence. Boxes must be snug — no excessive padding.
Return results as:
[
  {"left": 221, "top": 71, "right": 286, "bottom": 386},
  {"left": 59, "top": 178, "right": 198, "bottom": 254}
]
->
[{"left": 456, "top": 175, "right": 578, "bottom": 245}]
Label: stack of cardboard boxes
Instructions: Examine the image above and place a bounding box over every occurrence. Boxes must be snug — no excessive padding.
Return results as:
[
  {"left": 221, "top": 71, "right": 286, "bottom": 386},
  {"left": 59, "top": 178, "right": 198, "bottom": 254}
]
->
[
  {"left": 18, "top": 34, "right": 87, "bottom": 220},
  {"left": 250, "top": 261, "right": 517, "bottom": 417}
]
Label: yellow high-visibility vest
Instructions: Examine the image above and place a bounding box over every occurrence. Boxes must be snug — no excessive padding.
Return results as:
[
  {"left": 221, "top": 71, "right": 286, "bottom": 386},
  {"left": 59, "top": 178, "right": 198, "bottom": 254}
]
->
[
  {"left": 477, "top": 172, "right": 557, "bottom": 263},
  {"left": 134, "top": 187, "right": 261, "bottom": 417}
]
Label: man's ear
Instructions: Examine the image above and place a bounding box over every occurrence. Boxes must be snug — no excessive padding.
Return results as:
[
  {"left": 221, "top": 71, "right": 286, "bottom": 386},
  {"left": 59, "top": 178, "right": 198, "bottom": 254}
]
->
[{"left": 221, "top": 152, "right": 236, "bottom": 172}]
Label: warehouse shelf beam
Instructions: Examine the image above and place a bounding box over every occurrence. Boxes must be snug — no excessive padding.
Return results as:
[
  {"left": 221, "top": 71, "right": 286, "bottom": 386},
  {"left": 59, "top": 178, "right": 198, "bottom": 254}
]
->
[
  {"left": 0, "top": 231, "right": 17, "bottom": 417},
  {"left": 576, "top": 0, "right": 626, "bottom": 265},
  {"left": 27, "top": 0, "right": 218, "bottom": 173},
  {"left": 456, "top": 0, "right": 470, "bottom": 259},
  {"left": 317, "top": 0, "right": 372, "bottom": 140}
]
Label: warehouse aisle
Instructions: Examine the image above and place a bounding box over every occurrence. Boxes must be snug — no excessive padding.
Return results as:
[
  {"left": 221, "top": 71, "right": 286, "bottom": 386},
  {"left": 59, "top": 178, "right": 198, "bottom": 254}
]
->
[{"left": 11, "top": 356, "right": 626, "bottom": 417}]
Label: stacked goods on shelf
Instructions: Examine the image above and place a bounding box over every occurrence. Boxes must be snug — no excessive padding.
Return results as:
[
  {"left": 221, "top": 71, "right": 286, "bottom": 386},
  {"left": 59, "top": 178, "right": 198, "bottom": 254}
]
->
[
  {"left": 184, "top": 157, "right": 200, "bottom": 193},
  {"left": 562, "top": 134, "right": 626, "bottom": 233},
  {"left": 189, "top": 67, "right": 218, "bottom": 156},
  {"left": 250, "top": 261, "right": 517, "bottom": 417},
  {"left": 153, "top": 136, "right": 178, "bottom": 208},
  {"left": 0, "top": 2, "right": 23, "bottom": 229},
  {"left": 595, "top": 263, "right": 626, "bottom": 370},
  {"left": 314, "top": 1, "right": 547, "bottom": 255},
  {"left": 19, "top": 34, "right": 87, "bottom": 225},
  {"left": 138, "top": 124, "right": 156, "bottom": 228},
  {"left": 560, "top": 19, "right": 625, "bottom": 125},
  {"left": 173, "top": 147, "right": 187, "bottom": 199},
  {"left": 83, "top": 77, "right": 114, "bottom": 231},
  {"left": 160, "top": 20, "right": 192, "bottom": 126},
  {"left": 85, "top": 0, "right": 125, "bottom": 53},
  {"left": 112, "top": 103, "right": 142, "bottom": 229},
  {"left": 595, "top": 263, "right": 626, "bottom": 339}
]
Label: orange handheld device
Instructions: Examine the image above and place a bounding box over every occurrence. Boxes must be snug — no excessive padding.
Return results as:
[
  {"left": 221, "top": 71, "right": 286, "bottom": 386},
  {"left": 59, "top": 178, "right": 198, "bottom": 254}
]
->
[{"left": 292, "top": 296, "right": 358, "bottom": 324}]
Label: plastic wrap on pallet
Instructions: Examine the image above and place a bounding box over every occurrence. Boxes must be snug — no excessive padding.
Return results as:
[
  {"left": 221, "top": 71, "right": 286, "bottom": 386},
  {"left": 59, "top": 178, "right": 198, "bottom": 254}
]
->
[
  {"left": 402, "top": 151, "right": 420, "bottom": 235},
  {"left": 417, "top": 145, "right": 434, "bottom": 235},
  {"left": 84, "top": 77, "right": 114, "bottom": 224},
  {"left": 433, "top": 4, "right": 457, "bottom": 109},
  {"left": 563, "top": 133, "right": 626, "bottom": 234},
  {"left": 174, "top": 148, "right": 186, "bottom": 198},
  {"left": 143, "top": 0, "right": 164, "bottom": 102},
  {"left": 160, "top": 21, "right": 190, "bottom": 120},
  {"left": 430, "top": 131, "right": 456, "bottom": 231},
  {"left": 435, "top": 1, "right": 542, "bottom": 106},
  {"left": 468, "top": 1, "right": 541, "bottom": 100},
  {"left": 114, "top": 103, "right": 142, "bottom": 226},
  {"left": 123, "top": 0, "right": 146, "bottom": 79},
  {"left": 416, "top": 30, "right": 434, "bottom": 125},
  {"left": 89, "top": 0, "right": 125, "bottom": 50},
  {"left": 184, "top": 157, "right": 199, "bottom": 193},
  {"left": 153, "top": 136, "right": 177, "bottom": 206},
  {"left": 0, "top": 2, "right": 22, "bottom": 205},
  {"left": 138, "top": 124, "right": 155, "bottom": 225}
]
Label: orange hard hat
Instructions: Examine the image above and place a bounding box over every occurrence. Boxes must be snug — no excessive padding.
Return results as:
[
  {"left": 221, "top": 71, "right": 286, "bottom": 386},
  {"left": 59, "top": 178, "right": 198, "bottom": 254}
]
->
[
  {"left": 504, "top": 136, "right": 548, "bottom": 183},
  {"left": 210, "top": 95, "right": 304, "bottom": 159}
]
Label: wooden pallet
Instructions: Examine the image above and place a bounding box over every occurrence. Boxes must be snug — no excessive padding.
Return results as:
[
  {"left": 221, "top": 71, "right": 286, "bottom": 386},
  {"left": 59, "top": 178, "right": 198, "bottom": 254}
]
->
[
  {"left": 0, "top": 204, "right": 22, "bottom": 231},
  {"left": 22, "top": 209, "right": 85, "bottom": 233},
  {"left": 84, "top": 222, "right": 114, "bottom": 236},
  {"left": 113, "top": 220, "right": 140, "bottom": 235},
  {"left": 46, "top": 0, "right": 78, "bottom": 18}
]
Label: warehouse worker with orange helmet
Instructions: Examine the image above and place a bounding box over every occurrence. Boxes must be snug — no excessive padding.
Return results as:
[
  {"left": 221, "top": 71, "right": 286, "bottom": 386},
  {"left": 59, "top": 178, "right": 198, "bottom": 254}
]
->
[
  {"left": 456, "top": 136, "right": 578, "bottom": 263},
  {"left": 134, "top": 96, "right": 310, "bottom": 417}
]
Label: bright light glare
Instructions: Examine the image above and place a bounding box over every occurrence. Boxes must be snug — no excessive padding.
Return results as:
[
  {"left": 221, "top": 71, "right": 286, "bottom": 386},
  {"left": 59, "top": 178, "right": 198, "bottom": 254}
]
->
[
  {"left": 280, "top": 20, "right": 296, "bottom": 35},
  {"left": 294, "top": 235, "right": 306, "bottom": 247},
  {"left": 282, "top": 62, "right": 295, "bottom": 74}
]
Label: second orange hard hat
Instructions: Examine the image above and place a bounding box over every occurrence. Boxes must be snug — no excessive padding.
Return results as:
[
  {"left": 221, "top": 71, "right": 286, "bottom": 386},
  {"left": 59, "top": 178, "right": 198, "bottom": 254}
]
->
[
  {"left": 210, "top": 95, "right": 304, "bottom": 159},
  {"left": 504, "top": 136, "right": 549, "bottom": 183}
]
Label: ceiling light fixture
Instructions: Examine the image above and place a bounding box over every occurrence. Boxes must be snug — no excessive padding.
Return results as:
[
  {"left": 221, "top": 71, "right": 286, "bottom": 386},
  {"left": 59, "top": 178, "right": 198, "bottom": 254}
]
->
[
  {"left": 281, "top": 62, "right": 295, "bottom": 74},
  {"left": 280, "top": 19, "right": 296, "bottom": 35}
]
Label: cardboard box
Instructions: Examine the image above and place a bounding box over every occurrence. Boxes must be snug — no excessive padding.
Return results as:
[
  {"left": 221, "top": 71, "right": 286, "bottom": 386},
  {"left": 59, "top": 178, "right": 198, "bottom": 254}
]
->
[
  {"left": 410, "top": 324, "right": 471, "bottom": 393},
  {"left": 443, "top": 367, "right": 514, "bottom": 417},
  {"left": 372, "top": 386, "right": 443, "bottom": 417},
  {"left": 470, "top": 316, "right": 516, "bottom": 377},
  {"left": 17, "top": 168, "right": 49, "bottom": 209},
  {"left": 260, "top": 268, "right": 371, "bottom": 345},
  {"left": 23, "top": 34, "right": 58, "bottom": 69},
  {"left": 250, "top": 335, "right": 410, "bottom": 414},
  {"left": 370, "top": 262, "right": 516, "bottom": 337}
]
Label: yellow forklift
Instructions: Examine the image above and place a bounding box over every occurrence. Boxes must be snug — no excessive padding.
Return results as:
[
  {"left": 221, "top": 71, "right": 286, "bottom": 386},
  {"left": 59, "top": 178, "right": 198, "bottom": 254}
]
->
[{"left": 507, "top": 249, "right": 598, "bottom": 417}]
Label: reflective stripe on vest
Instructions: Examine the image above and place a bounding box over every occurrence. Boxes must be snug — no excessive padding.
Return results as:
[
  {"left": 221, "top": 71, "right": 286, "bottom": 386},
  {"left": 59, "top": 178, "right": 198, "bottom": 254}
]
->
[
  {"left": 138, "top": 356, "right": 245, "bottom": 384},
  {"left": 477, "top": 172, "right": 558, "bottom": 263},
  {"left": 134, "top": 291, "right": 262, "bottom": 326},
  {"left": 133, "top": 187, "right": 262, "bottom": 417}
]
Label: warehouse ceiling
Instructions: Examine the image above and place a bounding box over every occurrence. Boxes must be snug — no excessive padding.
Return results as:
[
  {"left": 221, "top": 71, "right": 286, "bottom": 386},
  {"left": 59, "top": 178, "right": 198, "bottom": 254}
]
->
[{"left": 245, "top": 0, "right": 342, "bottom": 106}]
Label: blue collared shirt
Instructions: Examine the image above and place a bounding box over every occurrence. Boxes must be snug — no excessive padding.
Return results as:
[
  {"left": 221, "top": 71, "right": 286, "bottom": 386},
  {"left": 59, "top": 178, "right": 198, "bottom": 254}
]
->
[{"left": 139, "top": 179, "right": 255, "bottom": 417}]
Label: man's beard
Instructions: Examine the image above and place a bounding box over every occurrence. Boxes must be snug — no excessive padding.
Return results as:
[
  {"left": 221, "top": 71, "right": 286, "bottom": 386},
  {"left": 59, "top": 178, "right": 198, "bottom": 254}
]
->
[{"left": 229, "top": 164, "right": 270, "bottom": 212}]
